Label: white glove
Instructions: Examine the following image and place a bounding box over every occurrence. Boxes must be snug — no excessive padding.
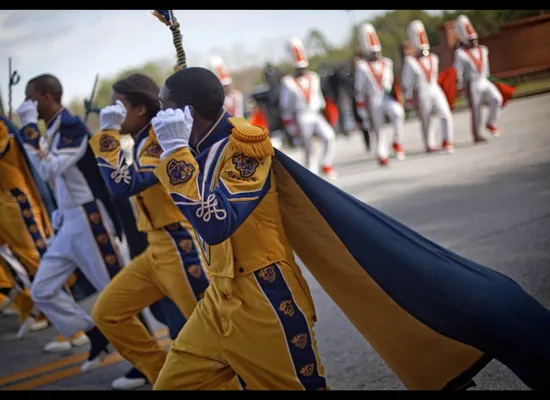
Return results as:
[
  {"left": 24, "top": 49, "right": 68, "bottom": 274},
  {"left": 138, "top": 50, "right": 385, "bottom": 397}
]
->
[
  {"left": 46, "top": 235, "right": 57, "bottom": 247},
  {"left": 119, "top": 134, "right": 135, "bottom": 165},
  {"left": 99, "top": 100, "right": 127, "bottom": 131},
  {"left": 51, "top": 209, "right": 64, "bottom": 232},
  {"left": 151, "top": 107, "right": 193, "bottom": 160},
  {"left": 16, "top": 100, "right": 39, "bottom": 127}
]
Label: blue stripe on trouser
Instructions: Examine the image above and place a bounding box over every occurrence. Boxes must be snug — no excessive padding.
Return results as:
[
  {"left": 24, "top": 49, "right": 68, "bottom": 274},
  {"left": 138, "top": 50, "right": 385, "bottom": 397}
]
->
[
  {"left": 83, "top": 201, "right": 122, "bottom": 279},
  {"left": 150, "top": 296, "right": 187, "bottom": 340},
  {"left": 11, "top": 188, "right": 47, "bottom": 259},
  {"left": 254, "top": 264, "right": 327, "bottom": 390},
  {"left": 7, "top": 190, "right": 73, "bottom": 300},
  {"left": 165, "top": 223, "right": 210, "bottom": 302}
]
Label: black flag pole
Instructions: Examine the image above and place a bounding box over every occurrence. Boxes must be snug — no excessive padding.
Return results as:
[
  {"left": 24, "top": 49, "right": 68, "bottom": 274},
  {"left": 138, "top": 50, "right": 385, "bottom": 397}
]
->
[
  {"left": 0, "top": 85, "right": 5, "bottom": 115},
  {"left": 8, "top": 57, "right": 21, "bottom": 122},
  {"left": 83, "top": 74, "right": 100, "bottom": 126}
]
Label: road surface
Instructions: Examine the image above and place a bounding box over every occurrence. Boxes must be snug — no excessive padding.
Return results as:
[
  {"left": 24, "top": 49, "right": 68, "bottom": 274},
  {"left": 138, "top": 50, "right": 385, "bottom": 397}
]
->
[{"left": 1, "top": 93, "right": 549, "bottom": 390}]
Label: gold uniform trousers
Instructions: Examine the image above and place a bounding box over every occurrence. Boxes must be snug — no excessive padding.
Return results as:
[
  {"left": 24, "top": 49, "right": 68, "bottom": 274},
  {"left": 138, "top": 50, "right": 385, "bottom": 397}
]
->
[
  {"left": 0, "top": 260, "right": 31, "bottom": 313},
  {"left": 154, "top": 262, "right": 328, "bottom": 390},
  {"left": 92, "top": 223, "right": 212, "bottom": 384},
  {"left": 0, "top": 190, "right": 47, "bottom": 322}
]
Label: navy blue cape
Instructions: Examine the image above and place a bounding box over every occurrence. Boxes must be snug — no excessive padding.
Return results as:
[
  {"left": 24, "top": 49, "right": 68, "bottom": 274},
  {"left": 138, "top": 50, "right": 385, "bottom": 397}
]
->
[{"left": 273, "top": 148, "right": 550, "bottom": 391}]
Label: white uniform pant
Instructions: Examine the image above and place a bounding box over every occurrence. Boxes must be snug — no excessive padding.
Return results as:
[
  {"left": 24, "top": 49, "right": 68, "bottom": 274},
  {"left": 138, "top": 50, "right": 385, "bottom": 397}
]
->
[
  {"left": 30, "top": 199, "right": 124, "bottom": 338},
  {"left": 467, "top": 79, "right": 503, "bottom": 137},
  {"left": 369, "top": 94, "right": 405, "bottom": 159},
  {"left": 295, "top": 110, "right": 336, "bottom": 172},
  {"left": 417, "top": 85, "right": 454, "bottom": 148}
]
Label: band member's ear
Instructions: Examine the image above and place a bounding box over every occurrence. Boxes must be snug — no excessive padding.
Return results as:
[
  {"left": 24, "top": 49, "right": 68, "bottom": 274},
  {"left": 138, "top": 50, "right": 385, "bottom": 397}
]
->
[{"left": 136, "top": 104, "right": 147, "bottom": 117}]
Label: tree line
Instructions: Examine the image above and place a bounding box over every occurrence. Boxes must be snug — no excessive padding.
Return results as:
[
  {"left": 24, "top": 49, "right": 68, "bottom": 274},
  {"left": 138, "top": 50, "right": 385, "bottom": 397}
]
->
[{"left": 72, "top": 9, "right": 547, "bottom": 132}]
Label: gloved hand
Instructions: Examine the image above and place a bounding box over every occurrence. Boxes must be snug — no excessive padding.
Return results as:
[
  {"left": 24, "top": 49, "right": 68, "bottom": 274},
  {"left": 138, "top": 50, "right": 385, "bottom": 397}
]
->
[
  {"left": 151, "top": 107, "right": 193, "bottom": 160},
  {"left": 46, "top": 235, "right": 57, "bottom": 247},
  {"left": 51, "top": 209, "right": 64, "bottom": 232},
  {"left": 99, "top": 100, "right": 127, "bottom": 131},
  {"left": 119, "top": 134, "right": 135, "bottom": 165},
  {"left": 16, "top": 100, "right": 39, "bottom": 127}
]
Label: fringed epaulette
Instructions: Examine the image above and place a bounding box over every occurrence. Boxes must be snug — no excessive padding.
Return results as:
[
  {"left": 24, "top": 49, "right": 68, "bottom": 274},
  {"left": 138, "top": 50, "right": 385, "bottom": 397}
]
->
[
  {"left": 0, "top": 120, "right": 9, "bottom": 146},
  {"left": 148, "top": 126, "right": 159, "bottom": 144},
  {"left": 228, "top": 117, "right": 274, "bottom": 159},
  {"left": 0, "top": 120, "right": 8, "bottom": 138}
]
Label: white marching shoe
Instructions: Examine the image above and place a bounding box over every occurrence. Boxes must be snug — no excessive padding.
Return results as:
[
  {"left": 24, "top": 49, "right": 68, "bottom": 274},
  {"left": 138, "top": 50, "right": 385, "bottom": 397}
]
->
[
  {"left": 81, "top": 350, "right": 108, "bottom": 373},
  {"left": 1, "top": 305, "right": 19, "bottom": 317},
  {"left": 43, "top": 332, "right": 90, "bottom": 353},
  {"left": 17, "top": 317, "right": 49, "bottom": 339},
  {"left": 111, "top": 368, "right": 148, "bottom": 390}
]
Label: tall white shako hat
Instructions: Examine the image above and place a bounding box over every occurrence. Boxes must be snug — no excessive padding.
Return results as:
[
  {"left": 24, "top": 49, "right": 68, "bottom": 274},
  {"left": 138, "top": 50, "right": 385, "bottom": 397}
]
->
[
  {"left": 357, "top": 23, "right": 382, "bottom": 55},
  {"left": 210, "top": 55, "right": 232, "bottom": 86},
  {"left": 287, "top": 37, "right": 309, "bottom": 68},
  {"left": 455, "top": 14, "right": 478, "bottom": 44},
  {"left": 407, "top": 19, "right": 430, "bottom": 52}
]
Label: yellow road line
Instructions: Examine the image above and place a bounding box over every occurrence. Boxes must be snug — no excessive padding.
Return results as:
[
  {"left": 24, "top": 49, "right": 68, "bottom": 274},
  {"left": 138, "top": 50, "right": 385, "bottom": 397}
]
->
[
  {"left": 5, "top": 337, "right": 173, "bottom": 390},
  {"left": 0, "top": 327, "right": 169, "bottom": 389}
]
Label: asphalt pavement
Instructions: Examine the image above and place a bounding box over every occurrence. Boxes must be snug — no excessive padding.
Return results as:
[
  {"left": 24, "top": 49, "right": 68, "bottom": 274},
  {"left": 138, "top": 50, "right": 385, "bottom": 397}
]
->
[{"left": 1, "top": 93, "right": 549, "bottom": 390}]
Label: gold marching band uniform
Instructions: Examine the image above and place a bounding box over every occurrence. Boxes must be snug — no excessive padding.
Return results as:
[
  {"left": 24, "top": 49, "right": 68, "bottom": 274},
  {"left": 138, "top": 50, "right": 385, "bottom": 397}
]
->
[
  {"left": 0, "top": 117, "right": 52, "bottom": 323},
  {"left": 89, "top": 124, "right": 221, "bottom": 385}
]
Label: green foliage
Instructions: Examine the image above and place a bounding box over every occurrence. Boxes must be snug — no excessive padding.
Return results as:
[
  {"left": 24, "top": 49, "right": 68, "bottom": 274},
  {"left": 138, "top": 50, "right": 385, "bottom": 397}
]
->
[{"left": 441, "top": 10, "right": 550, "bottom": 36}]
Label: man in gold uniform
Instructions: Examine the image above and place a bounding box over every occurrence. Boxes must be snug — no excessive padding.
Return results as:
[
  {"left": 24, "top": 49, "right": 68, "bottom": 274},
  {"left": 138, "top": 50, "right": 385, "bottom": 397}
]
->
[
  {"left": 89, "top": 73, "right": 213, "bottom": 386},
  {"left": 151, "top": 68, "right": 328, "bottom": 390}
]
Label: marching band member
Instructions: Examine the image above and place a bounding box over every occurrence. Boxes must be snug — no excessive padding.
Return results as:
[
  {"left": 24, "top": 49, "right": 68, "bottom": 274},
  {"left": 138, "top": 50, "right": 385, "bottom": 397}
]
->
[
  {"left": 151, "top": 67, "right": 328, "bottom": 390},
  {"left": 152, "top": 66, "right": 550, "bottom": 392},
  {"left": 402, "top": 20, "right": 454, "bottom": 153},
  {"left": 279, "top": 38, "right": 338, "bottom": 179},
  {"left": 0, "top": 112, "right": 91, "bottom": 346},
  {"left": 355, "top": 23, "right": 406, "bottom": 166},
  {"left": 89, "top": 73, "right": 214, "bottom": 387},
  {"left": 16, "top": 74, "right": 126, "bottom": 372},
  {"left": 454, "top": 14, "right": 503, "bottom": 142},
  {"left": 210, "top": 56, "right": 244, "bottom": 118}
]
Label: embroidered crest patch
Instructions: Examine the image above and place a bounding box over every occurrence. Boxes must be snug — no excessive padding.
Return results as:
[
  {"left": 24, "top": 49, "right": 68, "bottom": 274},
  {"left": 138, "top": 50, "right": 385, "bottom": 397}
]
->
[
  {"left": 232, "top": 153, "right": 260, "bottom": 179},
  {"left": 23, "top": 126, "right": 39, "bottom": 141},
  {"left": 166, "top": 159, "right": 195, "bottom": 185},
  {"left": 145, "top": 143, "right": 162, "bottom": 158},
  {"left": 99, "top": 135, "right": 120, "bottom": 152}
]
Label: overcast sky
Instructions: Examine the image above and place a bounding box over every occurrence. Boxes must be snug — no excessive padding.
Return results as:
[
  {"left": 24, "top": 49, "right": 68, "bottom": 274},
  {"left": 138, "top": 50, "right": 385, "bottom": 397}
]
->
[{"left": 0, "top": 10, "right": 443, "bottom": 109}]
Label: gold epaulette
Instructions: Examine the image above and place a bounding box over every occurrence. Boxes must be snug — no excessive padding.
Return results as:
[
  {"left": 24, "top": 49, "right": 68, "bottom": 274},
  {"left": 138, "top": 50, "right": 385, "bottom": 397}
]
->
[
  {"left": 148, "top": 126, "right": 160, "bottom": 144},
  {"left": 228, "top": 117, "right": 274, "bottom": 159},
  {"left": 0, "top": 121, "right": 9, "bottom": 150}
]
